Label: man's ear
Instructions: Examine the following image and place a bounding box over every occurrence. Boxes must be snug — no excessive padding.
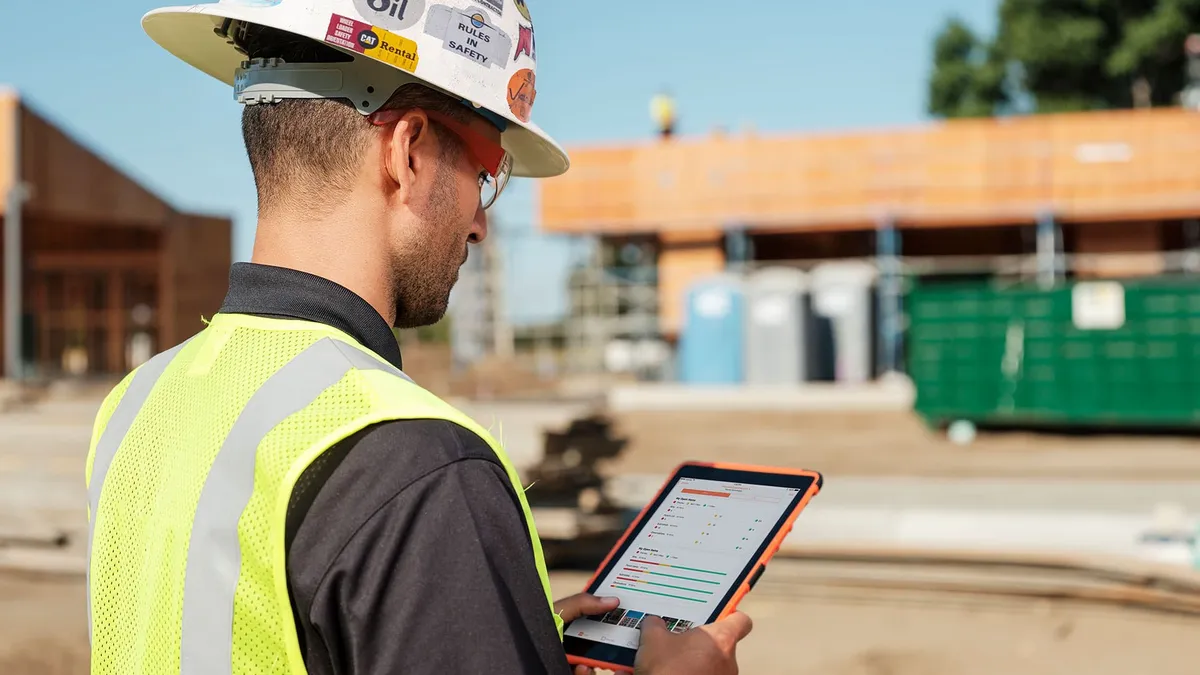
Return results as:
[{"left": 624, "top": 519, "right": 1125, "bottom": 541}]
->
[{"left": 384, "top": 109, "right": 434, "bottom": 205}]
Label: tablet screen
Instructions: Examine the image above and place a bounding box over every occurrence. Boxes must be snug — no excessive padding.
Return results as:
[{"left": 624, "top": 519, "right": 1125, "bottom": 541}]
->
[{"left": 565, "top": 475, "right": 804, "bottom": 650}]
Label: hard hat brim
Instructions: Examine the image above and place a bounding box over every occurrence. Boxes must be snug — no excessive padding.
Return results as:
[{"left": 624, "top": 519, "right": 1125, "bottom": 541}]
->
[{"left": 142, "top": 4, "right": 569, "bottom": 178}]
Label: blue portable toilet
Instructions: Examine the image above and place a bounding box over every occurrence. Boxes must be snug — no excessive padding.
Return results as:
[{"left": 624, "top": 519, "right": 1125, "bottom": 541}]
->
[{"left": 678, "top": 274, "right": 745, "bottom": 384}]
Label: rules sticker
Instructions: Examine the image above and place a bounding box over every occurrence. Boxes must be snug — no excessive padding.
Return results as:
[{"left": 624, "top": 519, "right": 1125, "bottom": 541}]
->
[
  {"left": 325, "top": 14, "right": 419, "bottom": 73},
  {"left": 424, "top": 4, "right": 512, "bottom": 69}
]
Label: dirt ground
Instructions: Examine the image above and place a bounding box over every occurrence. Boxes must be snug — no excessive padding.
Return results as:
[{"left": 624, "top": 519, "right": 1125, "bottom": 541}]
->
[
  {"left": 8, "top": 564, "right": 1197, "bottom": 675},
  {"left": 0, "top": 572, "right": 87, "bottom": 675},
  {"left": 607, "top": 409, "right": 1200, "bottom": 480},
  {"left": 7, "top": 384, "right": 1200, "bottom": 483},
  {"left": 4, "top": 389, "right": 1200, "bottom": 673},
  {"left": 548, "top": 566, "right": 1200, "bottom": 675}
]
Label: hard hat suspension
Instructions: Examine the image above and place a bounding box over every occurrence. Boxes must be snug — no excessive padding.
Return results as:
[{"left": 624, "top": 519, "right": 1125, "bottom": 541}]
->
[{"left": 234, "top": 57, "right": 399, "bottom": 114}]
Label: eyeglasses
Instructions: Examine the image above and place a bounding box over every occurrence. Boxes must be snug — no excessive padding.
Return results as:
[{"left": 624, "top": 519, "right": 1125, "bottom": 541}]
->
[{"left": 368, "top": 108, "right": 513, "bottom": 210}]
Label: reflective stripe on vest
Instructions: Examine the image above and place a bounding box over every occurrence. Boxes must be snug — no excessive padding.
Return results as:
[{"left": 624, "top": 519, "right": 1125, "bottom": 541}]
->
[
  {"left": 179, "top": 338, "right": 410, "bottom": 674},
  {"left": 86, "top": 337, "right": 194, "bottom": 645}
]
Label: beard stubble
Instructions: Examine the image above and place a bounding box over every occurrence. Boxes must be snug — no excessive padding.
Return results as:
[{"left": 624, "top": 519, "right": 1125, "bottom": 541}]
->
[{"left": 391, "top": 161, "right": 470, "bottom": 329}]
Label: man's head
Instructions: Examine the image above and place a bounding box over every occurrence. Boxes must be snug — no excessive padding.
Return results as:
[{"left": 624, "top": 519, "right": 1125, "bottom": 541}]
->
[
  {"left": 141, "top": 1, "right": 568, "bottom": 327},
  {"left": 239, "top": 25, "right": 497, "bottom": 328}
]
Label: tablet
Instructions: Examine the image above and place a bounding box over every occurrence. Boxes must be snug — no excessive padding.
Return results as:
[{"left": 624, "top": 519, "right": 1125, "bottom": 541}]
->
[{"left": 563, "top": 462, "right": 822, "bottom": 673}]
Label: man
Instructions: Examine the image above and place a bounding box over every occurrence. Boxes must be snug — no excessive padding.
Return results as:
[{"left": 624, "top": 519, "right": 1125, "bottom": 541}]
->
[{"left": 85, "top": 1, "right": 753, "bottom": 673}]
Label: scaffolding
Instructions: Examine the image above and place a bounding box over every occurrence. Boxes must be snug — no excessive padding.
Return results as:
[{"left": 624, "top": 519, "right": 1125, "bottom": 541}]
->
[
  {"left": 445, "top": 230, "right": 665, "bottom": 384},
  {"left": 444, "top": 227, "right": 1200, "bottom": 388}
]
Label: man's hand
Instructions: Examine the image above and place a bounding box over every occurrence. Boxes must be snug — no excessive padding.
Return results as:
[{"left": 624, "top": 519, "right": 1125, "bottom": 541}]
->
[
  {"left": 634, "top": 611, "right": 754, "bottom": 675},
  {"left": 553, "top": 593, "right": 620, "bottom": 675}
]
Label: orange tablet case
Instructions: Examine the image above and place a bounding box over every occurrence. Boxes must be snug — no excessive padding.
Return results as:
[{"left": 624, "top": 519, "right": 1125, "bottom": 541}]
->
[{"left": 564, "top": 461, "right": 823, "bottom": 673}]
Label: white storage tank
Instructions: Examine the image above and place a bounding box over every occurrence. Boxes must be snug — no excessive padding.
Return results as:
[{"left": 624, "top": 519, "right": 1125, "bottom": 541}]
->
[
  {"left": 809, "top": 261, "right": 878, "bottom": 383},
  {"left": 744, "top": 267, "right": 810, "bottom": 385}
]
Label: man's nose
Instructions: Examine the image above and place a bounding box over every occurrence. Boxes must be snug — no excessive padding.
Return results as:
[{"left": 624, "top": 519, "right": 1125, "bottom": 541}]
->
[{"left": 469, "top": 202, "right": 488, "bottom": 243}]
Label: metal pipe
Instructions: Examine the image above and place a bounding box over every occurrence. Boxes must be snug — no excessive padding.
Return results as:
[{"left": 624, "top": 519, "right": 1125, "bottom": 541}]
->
[
  {"left": 485, "top": 232, "right": 514, "bottom": 360},
  {"left": 3, "top": 98, "right": 24, "bottom": 381},
  {"left": 875, "top": 216, "right": 901, "bottom": 375},
  {"left": 1036, "top": 210, "right": 1060, "bottom": 289},
  {"left": 723, "top": 225, "right": 751, "bottom": 271}
]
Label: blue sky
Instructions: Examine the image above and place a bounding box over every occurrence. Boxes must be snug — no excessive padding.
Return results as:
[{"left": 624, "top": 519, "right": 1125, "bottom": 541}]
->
[{"left": 0, "top": 0, "right": 997, "bottom": 325}]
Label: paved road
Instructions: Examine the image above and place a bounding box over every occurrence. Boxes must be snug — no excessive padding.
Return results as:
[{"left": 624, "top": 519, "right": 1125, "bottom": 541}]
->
[
  {"left": 609, "top": 474, "right": 1200, "bottom": 513},
  {"left": 0, "top": 397, "right": 596, "bottom": 544},
  {"left": 0, "top": 401, "right": 94, "bottom": 544},
  {"left": 607, "top": 474, "right": 1200, "bottom": 567},
  {"left": 5, "top": 396, "right": 1200, "bottom": 568}
]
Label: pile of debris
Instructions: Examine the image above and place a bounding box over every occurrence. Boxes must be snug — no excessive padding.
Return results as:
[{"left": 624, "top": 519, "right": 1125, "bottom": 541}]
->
[{"left": 525, "top": 414, "right": 635, "bottom": 568}]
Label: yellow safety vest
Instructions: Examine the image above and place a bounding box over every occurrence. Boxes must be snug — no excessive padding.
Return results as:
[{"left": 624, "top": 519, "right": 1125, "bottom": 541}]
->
[{"left": 85, "top": 312, "right": 563, "bottom": 674}]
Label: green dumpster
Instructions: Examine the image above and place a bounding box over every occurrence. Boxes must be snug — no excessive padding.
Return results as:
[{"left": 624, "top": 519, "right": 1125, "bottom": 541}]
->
[{"left": 907, "top": 277, "right": 1200, "bottom": 430}]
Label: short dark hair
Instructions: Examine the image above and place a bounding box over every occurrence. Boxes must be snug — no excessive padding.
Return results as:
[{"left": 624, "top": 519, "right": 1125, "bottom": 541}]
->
[{"left": 237, "top": 23, "right": 472, "bottom": 213}]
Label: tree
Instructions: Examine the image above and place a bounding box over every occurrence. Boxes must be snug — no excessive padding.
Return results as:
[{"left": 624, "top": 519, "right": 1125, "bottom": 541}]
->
[{"left": 928, "top": 0, "right": 1200, "bottom": 118}]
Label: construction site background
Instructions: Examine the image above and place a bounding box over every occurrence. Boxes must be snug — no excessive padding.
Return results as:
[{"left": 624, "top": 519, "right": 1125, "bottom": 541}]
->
[
  {"left": 7, "top": 240, "right": 1200, "bottom": 674},
  {"left": 8, "top": 4, "right": 1200, "bottom": 675}
]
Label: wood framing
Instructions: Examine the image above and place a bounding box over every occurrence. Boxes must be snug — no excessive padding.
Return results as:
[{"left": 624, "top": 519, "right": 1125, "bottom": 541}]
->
[
  {"left": 0, "top": 94, "right": 231, "bottom": 378},
  {"left": 538, "top": 108, "right": 1200, "bottom": 236}
]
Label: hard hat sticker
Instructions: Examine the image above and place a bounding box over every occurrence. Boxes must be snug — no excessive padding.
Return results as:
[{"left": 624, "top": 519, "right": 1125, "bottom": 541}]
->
[
  {"left": 478, "top": 0, "right": 504, "bottom": 15},
  {"left": 351, "top": 0, "right": 427, "bottom": 33},
  {"left": 507, "top": 68, "right": 535, "bottom": 122},
  {"left": 424, "top": 4, "right": 512, "bottom": 69},
  {"left": 514, "top": 0, "right": 532, "bottom": 23},
  {"left": 514, "top": 23, "right": 535, "bottom": 63},
  {"left": 325, "top": 14, "right": 420, "bottom": 73}
]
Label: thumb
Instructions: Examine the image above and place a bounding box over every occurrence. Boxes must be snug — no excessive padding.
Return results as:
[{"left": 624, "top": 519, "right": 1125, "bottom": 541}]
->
[
  {"left": 703, "top": 611, "right": 754, "bottom": 648},
  {"left": 571, "top": 594, "right": 621, "bottom": 615},
  {"left": 554, "top": 593, "right": 621, "bottom": 623}
]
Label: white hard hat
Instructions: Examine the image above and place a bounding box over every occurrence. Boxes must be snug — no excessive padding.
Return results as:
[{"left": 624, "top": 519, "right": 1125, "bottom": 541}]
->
[{"left": 141, "top": 0, "right": 567, "bottom": 179}]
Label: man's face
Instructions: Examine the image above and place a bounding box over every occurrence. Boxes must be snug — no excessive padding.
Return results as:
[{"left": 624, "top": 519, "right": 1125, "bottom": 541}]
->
[{"left": 389, "top": 117, "right": 492, "bottom": 329}]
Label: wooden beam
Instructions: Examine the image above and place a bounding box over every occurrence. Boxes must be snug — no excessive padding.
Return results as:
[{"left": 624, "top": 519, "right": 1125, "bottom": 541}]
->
[
  {"left": 540, "top": 108, "right": 1200, "bottom": 237},
  {"left": 107, "top": 269, "right": 124, "bottom": 373},
  {"left": 28, "top": 251, "right": 159, "bottom": 272},
  {"left": 158, "top": 221, "right": 176, "bottom": 350}
]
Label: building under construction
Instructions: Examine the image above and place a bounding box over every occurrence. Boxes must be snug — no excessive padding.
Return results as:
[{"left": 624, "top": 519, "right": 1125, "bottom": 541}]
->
[
  {"left": 530, "top": 107, "right": 1200, "bottom": 379},
  {"left": 0, "top": 90, "right": 232, "bottom": 380}
]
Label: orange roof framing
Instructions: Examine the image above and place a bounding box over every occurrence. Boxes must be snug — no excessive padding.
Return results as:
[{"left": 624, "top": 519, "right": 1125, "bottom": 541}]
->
[{"left": 537, "top": 108, "right": 1200, "bottom": 235}]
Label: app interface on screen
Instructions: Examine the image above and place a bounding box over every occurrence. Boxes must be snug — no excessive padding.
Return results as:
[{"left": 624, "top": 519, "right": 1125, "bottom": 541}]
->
[{"left": 568, "top": 477, "right": 800, "bottom": 649}]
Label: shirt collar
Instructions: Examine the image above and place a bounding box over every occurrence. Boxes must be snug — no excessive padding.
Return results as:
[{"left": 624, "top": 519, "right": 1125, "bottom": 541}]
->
[{"left": 217, "top": 262, "right": 404, "bottom": 370}]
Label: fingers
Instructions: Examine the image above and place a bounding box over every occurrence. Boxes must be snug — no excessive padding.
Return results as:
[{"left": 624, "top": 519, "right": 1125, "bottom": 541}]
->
[
  {"left": 573, "top": 666, "right": 593, "bottom": 675},
  {"left": 639, "top": 614, "right": 668, "bottom": 635}
]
